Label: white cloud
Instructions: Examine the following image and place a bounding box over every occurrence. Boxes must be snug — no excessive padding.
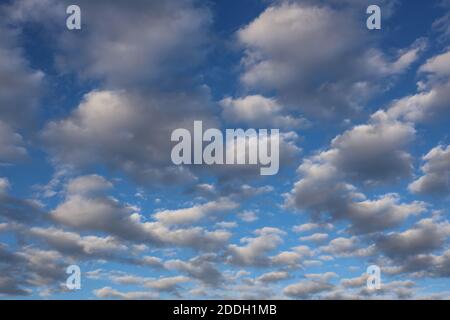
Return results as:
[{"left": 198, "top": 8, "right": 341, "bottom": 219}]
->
[
  {"left": 409, "top": 145, "right": 450, "bottom": 196},
  {"left": 154, "top": 198, "right": 238, "bottom": 225},
  {"left": 227, "top": 227, "right": 285, "bottom": 266},
  {"left": 220, "top": 95, "right": 306, "bottom": 129},
  {"left": 237, "top": 3, "right": 424, "bottom": 118}
]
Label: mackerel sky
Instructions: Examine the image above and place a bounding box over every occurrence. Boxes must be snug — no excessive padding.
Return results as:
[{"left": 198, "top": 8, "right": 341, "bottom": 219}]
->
[{"left": 0, "top": 0, "right": 450, "bottom": 299}]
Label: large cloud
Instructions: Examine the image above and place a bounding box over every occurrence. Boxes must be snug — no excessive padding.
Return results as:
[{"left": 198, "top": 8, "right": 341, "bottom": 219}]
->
[
  {"left": 0, "top": 18, "right": 44, "bottom": 163},
  {"left": 386, "top": 50, "right": 450, "bottom": 123},
  {"left": 42, "top": 89, "right": 213, "bottom": 184},
  {"left": 284, "top": 143, "right": 425, "bottom": 234},
  {"left": 409, "top": 145, "right": 450, "bottom": 196},
  {"left": 51, "top": 175, "right": 232, "bottom": 251},
  {"left": 237, "top": 2, "right": 424, "bottom": 118},
  {"left": 220, "top": 95, "right": 307, "bottom": 129},
  {"left": 7, "top": 0, "right": 211, "bottom": 89}
]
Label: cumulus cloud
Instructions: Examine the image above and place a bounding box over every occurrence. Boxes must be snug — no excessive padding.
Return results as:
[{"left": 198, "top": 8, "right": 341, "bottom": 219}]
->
[
  {"left": 51, "top": 175, "right": 232, "bottom": 251},
  {"left": 27, "top": 227, "right": 128, "bottom": 260},
  {"left": 329, "top": 113, "right": 416, "bottom": 183},
  {"left": 376, "top": 218, "right": 450, "bottom": 259},
  {"left": 283, "top": 272, "right": 337, "bottom": 299},
  {"left": 0, "top": 24, "right": 43, "bottom": 129},
  {"left": 42, "top": 90, "right": 213, "bottom": 185},
  {"left": 7, "top": 0, "right": 211, "bottom": 89},
  {"left": 409, "top": 145, "right": 450, "bottom": 196},
  {"left": 386, "top": 50, "right": 450, "bottom": 123},
  {"left": 94, "top": 287, "right": 158, "bottom": 300},
  {"left": 320, "top": 237, "right": 375, "bottom": 258},
  {"left": 0, "top": 244, "right": 67, "bottom": 297},
  {"left": 0, "top": 183, "right": 45, "bottom": 223},
  {"left": 220, "top": 95, "right": 307, "bottom": 129},
  {"left": 165, "top": 254, "right": 224, "bottom": 287},
  {"left": 292, "top": 223, "right": 333, "bottom": 233},
  {"left": 257, "top": 271, "right": 290, "bottom": 283},
  {"left": 284, "top": 151, "right": 425, "bottom": 234},
  {"left": 299, "top": 233, "right": 329, "bottom": 243},
  {"left": 0, "top": 18, "right": 43, "bottom": 163},
  {"left": 226, "top": 227, "right": 285, "bottom": 267},
  {"left": 154, "top": 198, "right": 238, "bottom": 226},
  {"left": 237, "top": 2, "right": 424, "bottom": 118},
  {"left": 0, "top": 122, "right": 27, "bottom": 162}
]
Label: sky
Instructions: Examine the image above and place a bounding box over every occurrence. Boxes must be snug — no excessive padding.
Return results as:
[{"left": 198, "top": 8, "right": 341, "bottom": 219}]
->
[{"left": 0, "top": 0, "right": 450, "bottom": 300}]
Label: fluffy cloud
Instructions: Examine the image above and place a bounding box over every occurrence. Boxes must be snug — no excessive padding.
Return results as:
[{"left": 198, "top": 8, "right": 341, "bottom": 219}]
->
[
  {"left": 257, "top": 271, "right": 290, "bottom": 283},
  {"left": 154, "top": 198, "right": 238, "bottom": 226},
  {"left": 0, "top": 121, "right": 27, "bottom": 162},
  {"left": 226, "top": 227, "right": 285, "bottom": 267},
  {"left": 409, "top": 145, "right": 450, "bottom": 196},
  {"left": 7, "top": 0, "right": 211, "bottom": 88},
  {"left": 164, "top": 254, "right": 224, "bottom": 287},
  {"left": 0, "top": 244, "right": 67, "bottom": 297},
  {"left": 0, "top": 18, "right": 43, "bottom": 163},
  {"left": 319, "top": 237, "right": 375, "bottom": 258},
  {"left": 283, "top": 272, "right": 337, "bottom": 299},
  {"left": 299, "top": 233, "right": 329, "bottom": 243},
  {"left": 51, "top": 175, "right": 232, "bottom": 251},
  {"left": 329, "top": 114, "right": 415, "bottom": 183},
  {"left": 285, "top": 151, "right": 425, "bottom": 234},
  {"left": 220, "top": 95, "right": 307, "bottom": 129},
  {"left": 0, "top": 182, "right": 45, "bottom": 223},
  {"left": 237, "top": 2, "right": 424, "bottom": 118},
  {"left": 42, "top": 90, "right": 212, "bottom": 184},
  {"left": 386, "top": 50, "right": 450, "bottom": 123},
  {"left": 27, "top": 227, "right": 128, "bottom": 260},
  {"left": 376, "top": 218, "right": 450, "bottom": 259},
  {"left": 94, "top": 287, "right": 158, "bottom": 300},
  {"left": 0, "top": 24, "right": 43, "bottom": 129}
]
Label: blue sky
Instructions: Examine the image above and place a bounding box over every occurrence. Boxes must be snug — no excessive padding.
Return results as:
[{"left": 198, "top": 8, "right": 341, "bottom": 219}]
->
[{"left": 0, "top": 0, "right": 450, "bottom": 299}]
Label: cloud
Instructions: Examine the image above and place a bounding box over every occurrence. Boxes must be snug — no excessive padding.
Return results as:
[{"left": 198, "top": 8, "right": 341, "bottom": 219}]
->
[
  {"left": 226, "top": 227, "right": 285, "bottom": 267},
  {"left": 0, "top": 23, "right": 43, "bottom": 129},
  {"left": 51, "top": 175, "right": 232, "bottom": 251},
  {"left": 292, "top": 223, "right": 333, "bottom": 233},
  {"left": 66, "top": 175, "right": 113, "bottom": 196},
  {"left": 284, "top": 149, "right": 425, "bottom": 234},
  {"left": 27, "top": 227, "right": 128, "bottom": 260},
  {"left": 0, "top": 178, "right": 10, "bottom": 194},
  {"left": 164, "top": 254, "right": 224, "bottom": 287},
  {"left": 237, "top": 210, "right": 259, "bottom": 223},
  {"left": 111, "top": 274, "right": 190, "bottom": 293},
  {"left": 220, "top": 95, "right": 307, "bottom": 129},
  {"left": 0, "top": 18, "right": 44, "bottom": 163},
  {"left": 154, "top": 198, "right": 238, "bottom": 226},
  {"left": 320, "top": 237, "right": 375, "bottom": 258},
  {"left": 42, "top": 89, "right": 213, "bottom": 185},
  {"left": 386, "top": 50, "right": 450, "bottom": 123},
  {"left": 94, "top": 287, "right": 158, "bottom": 300},
  {"left": 329, "top": 113, "right": 415, "bottom": 183},
  {"left": 0, "top": 183, "right": 45, "bottom": 223},
  {"left": 7, "top": 0, "right": 211, "bottom": 89},
  {"left": 283, "top": 272, "right": 337, "bottom": 299},
  {"left": 299, "top": 233, "right": 329, "bottom": 243},
  {"left": 376, "top": 218, "right": 450, "bottom": 259},
  {"left": 409, "top": 145, "right": 450, "bottom": 196},
  {"left": 0, "top": 244, "right": 67, "bottom": 297},
  {"left": 0, "top": 121, "right": 27, "bottom": 162},
  {"left": 257, "top": 271, "right": 290, "bottom": 283},
  {"left": 237, "top": 2, "right": 424, "bottom": 118}
]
